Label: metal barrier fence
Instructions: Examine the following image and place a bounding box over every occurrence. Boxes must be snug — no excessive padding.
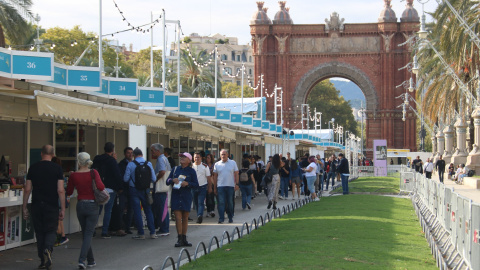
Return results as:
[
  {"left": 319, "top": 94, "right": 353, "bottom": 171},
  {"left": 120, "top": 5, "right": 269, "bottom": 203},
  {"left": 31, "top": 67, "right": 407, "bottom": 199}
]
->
[
  {"left": 142, "top": 197, "right": 314, "bottom": 270},
  {"left": 404, "top": 169, "right": 479, "bottom": 270},
  {"left": 351, "top": 165, "right": 406, "bottom": 178}
]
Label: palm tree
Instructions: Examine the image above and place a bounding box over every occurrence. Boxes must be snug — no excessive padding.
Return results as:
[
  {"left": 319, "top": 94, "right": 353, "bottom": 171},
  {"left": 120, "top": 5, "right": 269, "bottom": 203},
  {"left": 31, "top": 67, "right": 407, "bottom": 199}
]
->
[{"left": 0, "top": 0, "right": 34, "bottom": 47}]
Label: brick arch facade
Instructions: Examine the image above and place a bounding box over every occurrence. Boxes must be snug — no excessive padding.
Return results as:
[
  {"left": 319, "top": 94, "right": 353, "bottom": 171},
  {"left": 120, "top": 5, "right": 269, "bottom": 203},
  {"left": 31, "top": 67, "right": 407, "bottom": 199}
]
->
[
  {"left": 251, "top": 15, "right": 419, "bottom": 153},
  {"left": 293, "top": 61, "right": 378, "bottom": 112}
]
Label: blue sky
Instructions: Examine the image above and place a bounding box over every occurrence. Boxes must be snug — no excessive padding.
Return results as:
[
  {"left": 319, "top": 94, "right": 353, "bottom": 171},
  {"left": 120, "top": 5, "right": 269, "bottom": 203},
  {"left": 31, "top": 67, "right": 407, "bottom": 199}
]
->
[{"left": 31, "top": 0, "right": 438, "bottom": 52}]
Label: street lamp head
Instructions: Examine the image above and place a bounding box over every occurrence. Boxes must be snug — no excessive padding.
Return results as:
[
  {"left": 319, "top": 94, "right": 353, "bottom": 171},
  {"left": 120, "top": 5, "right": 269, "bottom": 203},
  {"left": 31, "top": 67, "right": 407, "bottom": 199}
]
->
[{"left": 408, "top": 77, "right": 415, "bottom": 92}]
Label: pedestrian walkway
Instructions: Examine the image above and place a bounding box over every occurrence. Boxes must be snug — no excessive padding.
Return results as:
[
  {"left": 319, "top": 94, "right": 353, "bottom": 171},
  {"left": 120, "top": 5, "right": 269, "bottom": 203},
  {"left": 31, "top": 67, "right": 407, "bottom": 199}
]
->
[
  {"left": 428, "top": 172, "right": 480, "bottom": 204},
  {"left": 0, "top": 193, "right": 314, "bottom": 270}
]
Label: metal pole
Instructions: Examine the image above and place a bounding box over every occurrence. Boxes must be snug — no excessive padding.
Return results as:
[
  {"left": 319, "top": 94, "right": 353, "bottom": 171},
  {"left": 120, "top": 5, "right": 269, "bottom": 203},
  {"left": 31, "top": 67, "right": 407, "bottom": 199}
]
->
[
  {"left": 361, "top": 101, "right": 364, "bottom": 158},
  {"left": 150, "top": 11, "right": 154, "bottom": 87},
  {"left": 241, "top": 63, "right": 244, "bottom": 115},
  {"left": 162, "top": 9, "right": 166, "bottom": 90},
  {"left": 36, "top": 14, "right": 40, "bottom": 52},
  {"left": 99, "top": 0, "right": 103, "bottom": 72},
  {"left": 116, "top": 51, "right": 119, "bottom": 78},
  {"left": 260, "top": 74, "right": 263, "bottom": 120},
  {"left": 274, "top": 83, "right": 277, "bottom": 126},
  {"left": 215, "top": 46, "right": 218, "bottom": 112},
  {"left": 177, "top": 22, "right": 181, "bottom": 97}
]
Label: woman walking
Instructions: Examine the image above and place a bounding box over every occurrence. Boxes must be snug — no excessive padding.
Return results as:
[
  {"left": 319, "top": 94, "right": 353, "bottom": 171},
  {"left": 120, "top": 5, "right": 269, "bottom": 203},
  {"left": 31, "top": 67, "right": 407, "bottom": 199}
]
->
[
  {"left": 279, "top": 157, "right": 290, "bottom": 199},
  {"left": 205, "top": 154, "right": 216, "bottom": 218},
  {"left": 66, "top": 152, "right": 104, "bottom": 269},
  {"left": 166, "top": 153, "right": 199, "bottom": 247},
  {"left": 248, "top": 156, "right": 259, "bottom": 197},
  {"left": 265, "top": 154, "right": 283, "bottom": 210},
  {"left": 289, "top": 159, "right": 302, "bottom": 200},
  {"left": 303, "top": 156, "right": 319, "bottom": 201}
]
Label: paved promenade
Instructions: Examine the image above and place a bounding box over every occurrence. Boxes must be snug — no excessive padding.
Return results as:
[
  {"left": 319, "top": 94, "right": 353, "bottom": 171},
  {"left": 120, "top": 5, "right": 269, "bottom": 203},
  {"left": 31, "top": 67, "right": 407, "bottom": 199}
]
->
[
  {"left": 0, "top": 193, "right": 314, "bottom": 270},
  {"left": 429, "top": 172, "right": 480, "bottom": 204}
]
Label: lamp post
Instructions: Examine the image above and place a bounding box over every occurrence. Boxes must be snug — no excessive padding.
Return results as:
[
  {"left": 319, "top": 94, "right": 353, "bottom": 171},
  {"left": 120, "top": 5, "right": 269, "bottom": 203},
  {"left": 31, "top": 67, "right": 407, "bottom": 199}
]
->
[{"left": 34, "top": 14, "right": 42, "bottom": 52}]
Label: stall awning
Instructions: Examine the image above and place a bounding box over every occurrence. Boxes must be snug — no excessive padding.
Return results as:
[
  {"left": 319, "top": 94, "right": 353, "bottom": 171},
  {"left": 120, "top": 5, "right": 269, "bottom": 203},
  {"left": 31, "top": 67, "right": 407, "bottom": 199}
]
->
[
  {"left": 192, "top": 120, "right": 220, "bottom": 138},
  {"left": 222, "top": 128, "right": 236, "bottom": 141},
  {"left": 99, "top": 106, "right": 139, "bottom": 125},
  {"left": 36, "top": 91, "right": 101, "bottom": 123},
  {"left": 138, "top": 112, "right": 166, "bottom": 129},
  {"left": 264, "top": 135, "right": 282, "bottom": 145}
]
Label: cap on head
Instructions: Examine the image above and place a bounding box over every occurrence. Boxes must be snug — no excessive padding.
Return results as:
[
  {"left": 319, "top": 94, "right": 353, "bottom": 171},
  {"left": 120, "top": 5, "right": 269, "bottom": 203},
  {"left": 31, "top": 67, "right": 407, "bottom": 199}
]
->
[{"left": 179, "top": 152, "right": 192, "bottom": 161}]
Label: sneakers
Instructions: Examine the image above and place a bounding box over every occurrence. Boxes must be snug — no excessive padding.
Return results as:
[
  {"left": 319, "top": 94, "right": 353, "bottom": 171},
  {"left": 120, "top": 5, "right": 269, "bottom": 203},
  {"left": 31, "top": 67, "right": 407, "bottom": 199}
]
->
[
  {"left": 132, "top": 235, "right": 145, "bottom": 240},
  {"left": 267, "top": 201, "right": 272, "bottom": 209},
  {"left": 59, "top": 236, "right": 69, "bottom": 245},
  {"left": 101, "top": 233, "right": 111, "bottom": 239},
  {"left": 150, "top": 234, "right": 158, "bottom": 239},
  {"left": 273, "top": 202, "right": 277, "bottom": 210},
  {"left": 228, "top": 219, "right": 233, "bottom": 223},
  {"left": 314, "top": 197, "right": 320, "bottom": 201},
  {"left": 292, "top": 197, "right": 295, "bottom": 200},
  {"left": 279, "top": 196, "right": 284, "bottom": 200},
  {"left": 115, "top": 230, "right": 127, "bottom": 237},
  {"left": 157, "top": 232, "right": 170, "bottom": 236},
  {"left": 246, "top": 203, "right": 251, "bottom": 210},
  {"left": 87, "top": 261, "right": 96, "bottom": 268},
  {"left": 209, "top": 212, "right": 215, "bottom": 218},
  {"left": 43, "top": 249, "right": 52, "bottom": 270},
  {"left": 196, "top": 216, "right": 203, "bottom": 224},
  {"left": 78, "top": 261, "right": 86, "bottom": 269}
]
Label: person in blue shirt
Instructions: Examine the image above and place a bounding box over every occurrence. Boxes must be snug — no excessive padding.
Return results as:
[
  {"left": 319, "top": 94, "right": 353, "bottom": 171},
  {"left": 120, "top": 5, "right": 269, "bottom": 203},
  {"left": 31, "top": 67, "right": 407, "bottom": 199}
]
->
[
  {"left": 166, "top": 152, "right": 199, "bottom": 247},
  {"left": 289, "top": 159, "right": 302, "bottom": 200},
  {"left": 123, "top": 148, "right": 157, "bottom": 240}
]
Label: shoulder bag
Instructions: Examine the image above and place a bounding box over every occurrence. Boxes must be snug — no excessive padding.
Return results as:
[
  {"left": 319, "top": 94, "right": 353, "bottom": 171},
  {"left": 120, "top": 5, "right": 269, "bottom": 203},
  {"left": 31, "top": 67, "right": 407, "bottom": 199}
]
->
[
  {"left": 155, "top": 157, "right": 173, "bottom": 193},
  {"left": 91, "top": 169, "right": 110, "bottom": 205}
]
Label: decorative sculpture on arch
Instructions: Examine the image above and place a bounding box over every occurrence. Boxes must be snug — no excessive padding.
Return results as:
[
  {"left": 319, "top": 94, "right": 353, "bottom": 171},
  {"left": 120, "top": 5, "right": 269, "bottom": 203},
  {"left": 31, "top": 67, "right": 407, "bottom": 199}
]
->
[
  {"left": 325, "top": 12, "right": 345, "bottom": 33},
  {"left": 275, "top": 35, "right": 289, "bottom": 54},
  {"left": 381, "top": 33, "right": 395, "bottom": 52},
  {"left": 254, "top": 35, "right": 267, "bottom": 54}
]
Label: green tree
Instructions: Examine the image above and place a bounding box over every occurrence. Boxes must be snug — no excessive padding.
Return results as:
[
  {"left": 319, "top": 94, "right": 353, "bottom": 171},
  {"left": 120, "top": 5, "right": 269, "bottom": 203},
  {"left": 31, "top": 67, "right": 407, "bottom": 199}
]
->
[
  {"left": 222, "top": 82, "right": 253, "bottom": 98},
  {"left": 0, "top": 0, "right": 34, "bottom": 47},
  {"left": 306, "top": 80, "right": 358, "bottom": 136},
  {"left": 127, "top": 47, "right": 163, "bottom": 85}
]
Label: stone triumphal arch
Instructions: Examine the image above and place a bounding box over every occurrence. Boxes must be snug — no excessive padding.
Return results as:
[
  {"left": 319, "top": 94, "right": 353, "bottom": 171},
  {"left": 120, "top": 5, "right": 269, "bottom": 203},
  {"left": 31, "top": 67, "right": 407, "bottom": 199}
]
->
[{"left": 250, "top": 0, "right": 420, "bottom": 152}]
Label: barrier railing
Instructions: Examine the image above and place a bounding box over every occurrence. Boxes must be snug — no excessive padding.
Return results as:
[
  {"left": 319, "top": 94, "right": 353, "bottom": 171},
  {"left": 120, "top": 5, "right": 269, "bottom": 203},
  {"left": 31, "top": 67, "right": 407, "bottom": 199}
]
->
[
  {"left": 407, "top": 169, "right": 479, "bottom": 270},
  {"left": 142, "top": 197, "right": 313, "bottom": 270}
]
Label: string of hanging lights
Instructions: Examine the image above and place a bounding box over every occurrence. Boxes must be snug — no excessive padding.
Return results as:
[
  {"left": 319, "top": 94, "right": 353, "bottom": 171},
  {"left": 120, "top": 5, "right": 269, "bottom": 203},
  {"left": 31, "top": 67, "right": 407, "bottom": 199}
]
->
[{"left": 112, "top": 0, "right": 161, "bottom": 34}]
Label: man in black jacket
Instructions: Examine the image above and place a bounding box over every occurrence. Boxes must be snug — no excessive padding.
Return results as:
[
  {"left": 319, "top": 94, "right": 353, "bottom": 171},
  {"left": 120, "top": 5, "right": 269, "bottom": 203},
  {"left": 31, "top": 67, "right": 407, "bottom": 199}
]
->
[
  {"left": 326, "top": 155, "right": 337, "bottom": 190},
  {"left": 337, "top": 153, "right": 350, "bottom": 195},
  {"left": 435, "top": 155, "right": 446, "bottom": 183},
  {"left": 92, "top": 142, "right": 123, "bottom": 238}
]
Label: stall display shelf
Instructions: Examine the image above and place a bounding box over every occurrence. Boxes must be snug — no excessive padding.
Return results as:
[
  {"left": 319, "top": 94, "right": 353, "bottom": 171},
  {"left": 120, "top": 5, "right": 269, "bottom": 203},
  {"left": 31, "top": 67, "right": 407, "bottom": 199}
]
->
[{"left": 0, "top": 196, "right": 24, "bottom": 207}]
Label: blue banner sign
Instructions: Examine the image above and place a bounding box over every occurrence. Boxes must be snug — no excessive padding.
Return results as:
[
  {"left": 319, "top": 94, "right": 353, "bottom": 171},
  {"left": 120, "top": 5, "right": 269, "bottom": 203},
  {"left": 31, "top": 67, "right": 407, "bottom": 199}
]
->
[
  {"left": 200, "top": 105, "right": 216, "bottom": 118},
  {"left": 216, "top": 109, "right": 230, "bottom": 121},
  {"left": 108, "top": 78, "right": 138, "bottom": 100},
  {"left": 137, "top": 88, "right": 164, "bottom": 104},
  {"left": 164, "top": 94, "right": 179, "bottom": 110},
  {"left": 231, "top": 113, "right": 242, "bottom": 123},
  {"left": 242, "top": 116, "right": 253, "bottom": 126},
  {"left": 51, "top": 64, "right": 67, "bottom": 86},
  {"left": 261, "top": 121, "right": 270, "bottom": 130},
  {"left": 0, "top": 48, "right": 11, "bottom": 76},
  {"left": 179, "top": 100, "right": 200, "bottom": 115},
  {"left": 276, "top": 126, "right": 282, "bottom": 134},
  {"left": 68, "top": 66, "right": 101, "bottom": 91},
  {"left": 253, "top": 119, "right": 262, "bottom": 128},
  {"left": 270, "top": 123, "right": 276, "bottom": 132},
  {"left": 11, "top": 51, "right": 53, "bottom": 80}
]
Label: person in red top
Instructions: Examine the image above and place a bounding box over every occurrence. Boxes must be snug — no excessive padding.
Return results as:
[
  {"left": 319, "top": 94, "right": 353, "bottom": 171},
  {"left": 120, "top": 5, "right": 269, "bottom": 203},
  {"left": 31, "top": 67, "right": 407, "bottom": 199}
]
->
[{"left": 66, "top": 152, "right": 105, "bottom": 269}]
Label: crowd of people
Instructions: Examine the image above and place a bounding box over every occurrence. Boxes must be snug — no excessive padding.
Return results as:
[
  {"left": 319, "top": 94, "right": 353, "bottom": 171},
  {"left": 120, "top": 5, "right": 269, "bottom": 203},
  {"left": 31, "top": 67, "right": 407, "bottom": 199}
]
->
[
  {"left": 22, "top": 143, "right": 350, "bottom": 269},
  {"left": 411, "top": 155, "right": 471, "bottom": 184}
]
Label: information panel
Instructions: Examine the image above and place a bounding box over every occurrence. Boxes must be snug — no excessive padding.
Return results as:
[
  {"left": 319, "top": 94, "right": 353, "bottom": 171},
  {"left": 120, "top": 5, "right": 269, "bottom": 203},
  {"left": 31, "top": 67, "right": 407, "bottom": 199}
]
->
[
  {"left": 0, "top": 49, "right": 12, "bottom": 76},
  {"left": 11, "top": 51, "right": 54, "bottom": 80},
  {"left": 199, "top": 105, "right": 216, "bottom": 118},
  {"left": 374, "top": 139, "right": 387, "bottom": 176},
  {"left": 231, "top": 113, "right": 242, "bottom": 123},
  {"left": 216, "top": 110, "right": 230, "bottom": 120},
  {"left": 179, "top": 100, "right": 200, "bottom": 115},
  {"left": 67, "top": 66, "right": 101, "bottom": 91},
  {"left": 108, "top": 78, "right": 138, "bottom": 100},
  {"left": 137, "top": 88, "right": 164, "bottom": 105}
]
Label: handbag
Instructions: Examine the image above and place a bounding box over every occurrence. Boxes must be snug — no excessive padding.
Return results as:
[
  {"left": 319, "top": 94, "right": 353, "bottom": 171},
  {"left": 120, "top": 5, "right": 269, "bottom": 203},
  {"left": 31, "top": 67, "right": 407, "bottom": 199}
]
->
[
  {"left": 262, "top": 173, "right": 272, "bottom": 186},
  {"left": 91, "top": 170, "right": 110, "bottom": 205},
  {"left": 155, "top": 156, "right": 173, "bottom": 193}
]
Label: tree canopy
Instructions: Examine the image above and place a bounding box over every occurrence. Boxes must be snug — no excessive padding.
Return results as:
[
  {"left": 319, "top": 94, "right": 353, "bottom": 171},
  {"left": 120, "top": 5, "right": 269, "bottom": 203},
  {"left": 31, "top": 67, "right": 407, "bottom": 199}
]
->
[{"left": 306, "top": 80, "right": 358, "bottom": 136}]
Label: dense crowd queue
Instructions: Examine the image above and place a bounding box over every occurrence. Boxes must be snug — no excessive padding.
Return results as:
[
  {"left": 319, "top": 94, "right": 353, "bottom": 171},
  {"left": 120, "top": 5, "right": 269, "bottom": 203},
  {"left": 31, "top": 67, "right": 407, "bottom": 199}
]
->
[{"left": 21, "top": 143, "right": 350, "bottom": 269}]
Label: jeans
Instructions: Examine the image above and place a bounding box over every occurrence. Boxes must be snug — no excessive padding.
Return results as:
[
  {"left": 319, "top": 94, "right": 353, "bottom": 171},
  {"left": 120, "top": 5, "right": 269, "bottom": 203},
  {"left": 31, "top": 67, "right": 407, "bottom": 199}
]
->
[
  {"left": 118, "top": 188, "right": 134, "bottom": 231},
  {"left": 239, "top": 184, "right": 252, "bottom": 209},
  {"left": 439, "top": 170, "right": 444, "bottom": 183},
  {"left": 326, "top": 172, "right": 336, "bottom": 189},
  {"left": 341, "top": 174, "right": 349, "bottom": 194},
  {"left": 32, "top": 202, "right": 58, "bottom": 262},
  {"left": 76, "top": 201, "right": 99, "bottom": 264},
  {"left": 206, "top": 191, "right": 215, "bottom": 213},
  {"left": 318, "top": 174, "right": 324, "bottom": 191},
  {"left": 193, "top": 185, "right": 207, "bottom": 217},
  {"left": 130, "top": 188, "right": 155, "bottom": 235},
  {"left": 267, "top": 174, "right": 280, "bottom": 202},
  {"left": 153, "top": 192, "right": 169, "bottom": 233},
  {"left": 99, "top": 191, "right": 116, "bottom": 235},
  {"left": 217, "top": 186, "right": 234, "bottom": 222},
  {"left": 306, "top": 176, "right": 316, "bottom": 195},
  {"left": 280, "top": 176, "right": 289, "bottom": 198}
]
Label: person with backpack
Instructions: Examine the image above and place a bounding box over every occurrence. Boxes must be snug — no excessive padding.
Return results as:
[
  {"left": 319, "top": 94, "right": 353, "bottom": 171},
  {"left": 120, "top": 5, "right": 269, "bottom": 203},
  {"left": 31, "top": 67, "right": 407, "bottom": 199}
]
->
[
  {"left": 239, "top": 160, "right": 255, "bottom": 210},
  {"left": 91, "top": 142, "right": 123, "bottom": 239},
  {"left": 423, "top": 158, "right": 434, "bottom": 179},
  {"left": 123, "top": 148, "right": 157, "bottom": 240},
  {"left": 166, "top": 152, "right": 199, "bottom": 247}
]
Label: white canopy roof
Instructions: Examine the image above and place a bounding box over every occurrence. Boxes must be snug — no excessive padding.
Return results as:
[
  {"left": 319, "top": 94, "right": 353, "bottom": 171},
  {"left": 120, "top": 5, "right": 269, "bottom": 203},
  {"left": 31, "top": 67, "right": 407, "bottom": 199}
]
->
[
  {"left": 290, "top": 129, "right": 334, "bottom": 140},
  {"left": 183, "top": 97, "right": 262, "bottom": 114}
]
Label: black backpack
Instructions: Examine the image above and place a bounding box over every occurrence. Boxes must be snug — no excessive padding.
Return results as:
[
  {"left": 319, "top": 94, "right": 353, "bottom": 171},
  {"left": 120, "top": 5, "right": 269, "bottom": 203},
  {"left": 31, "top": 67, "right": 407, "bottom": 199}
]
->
[
  {"left": 468, "top": 170, "right": 475, "bottom": 177},
  {"left": 132, "top": 160, "right": 152, "bottom": 190}
]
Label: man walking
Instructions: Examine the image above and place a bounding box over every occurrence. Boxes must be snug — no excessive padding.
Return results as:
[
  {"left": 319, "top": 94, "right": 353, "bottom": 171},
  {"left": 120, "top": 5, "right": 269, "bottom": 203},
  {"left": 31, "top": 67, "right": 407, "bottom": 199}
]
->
[
  {"left": 23, "top": 145, "right": 65, "bottom": 270},
  {"left": 326, "top": 155, "right": 337, "bottom": 190},
  {"left": 192, "top": 152, "right": 211, "bottom": 224},
  {"left": 213, "top": 149, "right": 239, "bottom": 224},
  {"left": 118, "top": 147, "right": 134, "bottom": 234},
  {"left": 423, "top": 158, "right": 434, "bottom": 179},
  {"left": 337, "top": 153, "right": 350, "bottom": 195},
  {"left": 124, "top": 148, "right": 157, "bottom": 239},
  {"left": 412, "top": 156, "right": 423, "bottom": 173},
  {"left": 150, "top": 143, "right": 171, "bottom": 236},
  {"left": 435, "top": 155, "right": 446, "bottom": 183},
  {"left": 92, "top": 142, "right": 123, "bottom": 238}
]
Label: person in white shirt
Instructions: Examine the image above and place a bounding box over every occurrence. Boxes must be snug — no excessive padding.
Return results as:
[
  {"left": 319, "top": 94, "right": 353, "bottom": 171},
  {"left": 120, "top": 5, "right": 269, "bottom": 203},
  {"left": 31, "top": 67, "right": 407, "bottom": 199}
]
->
[
  {"left": 423, "top": 158, "right": 434, "bottom": 179},
  {"left": 213, "top": 149, "right": 239, "bottom": 224},
  {"left": 192, "top": 152, "right": 211, "bottom": 224}
]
